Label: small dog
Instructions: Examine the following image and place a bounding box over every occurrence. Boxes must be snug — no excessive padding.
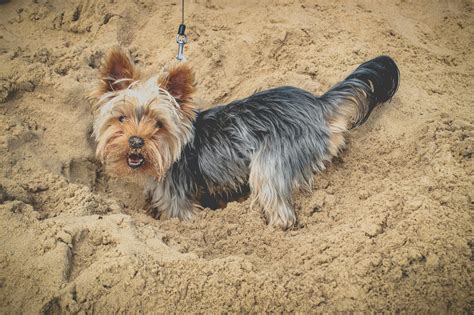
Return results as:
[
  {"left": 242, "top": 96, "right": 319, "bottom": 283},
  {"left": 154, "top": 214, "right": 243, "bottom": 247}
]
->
[{"left": 91, "top": 48, "right": 399, "bottom": 229}]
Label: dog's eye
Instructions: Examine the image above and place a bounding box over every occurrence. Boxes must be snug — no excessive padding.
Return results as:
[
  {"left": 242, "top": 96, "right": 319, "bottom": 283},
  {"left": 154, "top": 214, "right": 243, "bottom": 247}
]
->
[
  {"left": 155, "top": 120, "right": 163, "bottom": 129},
  {"left": 118, "top": 115, "right": 126, "bottom": 123}
]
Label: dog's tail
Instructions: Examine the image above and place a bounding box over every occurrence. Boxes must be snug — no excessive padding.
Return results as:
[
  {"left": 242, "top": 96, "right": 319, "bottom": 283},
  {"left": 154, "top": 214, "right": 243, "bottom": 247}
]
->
[
  {"left": 321, "top": 55, "right": 400, "bottom": 128},
  {"left": 319, "top": 55, "right": 399, "bottom": 157}
]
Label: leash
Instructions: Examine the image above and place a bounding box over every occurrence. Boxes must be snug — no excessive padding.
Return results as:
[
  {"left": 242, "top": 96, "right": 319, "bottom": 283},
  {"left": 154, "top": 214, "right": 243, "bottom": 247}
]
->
[{"left": 176, "top": 0, "right": 187, "bottom": 61}]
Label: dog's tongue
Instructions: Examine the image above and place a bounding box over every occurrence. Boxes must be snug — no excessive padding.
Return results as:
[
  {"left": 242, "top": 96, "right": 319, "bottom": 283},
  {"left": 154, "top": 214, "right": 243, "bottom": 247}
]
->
[{"left": 129, "top": 155, "right": 141, "bottom": 163}]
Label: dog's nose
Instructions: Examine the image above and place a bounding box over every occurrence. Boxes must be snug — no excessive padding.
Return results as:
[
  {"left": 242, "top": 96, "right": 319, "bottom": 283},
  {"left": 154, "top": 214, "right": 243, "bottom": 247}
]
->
[{"left": 129, "top": 136, "right": 144, "bottom": 149}]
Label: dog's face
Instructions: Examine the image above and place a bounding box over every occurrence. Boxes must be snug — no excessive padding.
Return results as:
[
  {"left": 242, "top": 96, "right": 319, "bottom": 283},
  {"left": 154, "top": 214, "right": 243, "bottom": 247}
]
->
[{"left": 91, "top": 48, "right": 196, "bottom": 179}]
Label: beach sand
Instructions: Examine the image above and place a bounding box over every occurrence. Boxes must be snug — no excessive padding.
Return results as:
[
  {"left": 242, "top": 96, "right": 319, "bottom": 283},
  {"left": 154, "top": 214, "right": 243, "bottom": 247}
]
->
[{"left": 0, "top": 0, "right": 472, "bottom": 312}]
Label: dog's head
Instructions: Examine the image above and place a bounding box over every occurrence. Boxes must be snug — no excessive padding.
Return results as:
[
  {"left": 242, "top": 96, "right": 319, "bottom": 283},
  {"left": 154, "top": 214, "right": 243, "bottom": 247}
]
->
[{"left": 91, "top": 47, "right": 196, "bottom": 180}]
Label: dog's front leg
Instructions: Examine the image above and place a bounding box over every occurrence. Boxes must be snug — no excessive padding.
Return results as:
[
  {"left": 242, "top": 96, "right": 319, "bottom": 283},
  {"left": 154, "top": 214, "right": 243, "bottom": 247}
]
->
[{"left": 145, "top": 178, "right": 197, "bottom": 221}]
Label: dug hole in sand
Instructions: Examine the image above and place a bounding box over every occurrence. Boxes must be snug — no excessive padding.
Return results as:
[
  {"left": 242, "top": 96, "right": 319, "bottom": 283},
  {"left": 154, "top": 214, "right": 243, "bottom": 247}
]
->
[{"left": 0, "top": 0, "right": 472, "bottom": 313}]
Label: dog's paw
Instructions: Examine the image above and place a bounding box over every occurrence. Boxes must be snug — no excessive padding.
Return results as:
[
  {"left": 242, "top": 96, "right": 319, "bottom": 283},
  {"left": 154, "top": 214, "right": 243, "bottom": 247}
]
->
[
  {"left": 147, "top": 205, "right": 162, "bottom": 219},
  {"left": 267, "top": 213, "right": 297, "bottom": 230}
]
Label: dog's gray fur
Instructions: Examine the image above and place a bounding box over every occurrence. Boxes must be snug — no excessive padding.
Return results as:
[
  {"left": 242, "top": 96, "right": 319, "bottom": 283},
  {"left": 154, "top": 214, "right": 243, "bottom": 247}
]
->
[{"left": 145, "top": 56, "right": 400, "bottom": 228}]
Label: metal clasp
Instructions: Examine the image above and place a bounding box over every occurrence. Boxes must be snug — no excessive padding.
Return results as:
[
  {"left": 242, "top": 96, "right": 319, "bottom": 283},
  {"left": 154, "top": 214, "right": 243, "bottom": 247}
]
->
[{"left": 176, "top": 34, "right": 188, "bottom": 61}]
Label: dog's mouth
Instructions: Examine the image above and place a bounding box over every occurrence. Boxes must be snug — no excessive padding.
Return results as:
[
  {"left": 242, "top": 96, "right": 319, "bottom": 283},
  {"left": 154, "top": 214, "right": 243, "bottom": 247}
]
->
[{"left": 127, "top": 152, "right": 145, "bottom": 169}]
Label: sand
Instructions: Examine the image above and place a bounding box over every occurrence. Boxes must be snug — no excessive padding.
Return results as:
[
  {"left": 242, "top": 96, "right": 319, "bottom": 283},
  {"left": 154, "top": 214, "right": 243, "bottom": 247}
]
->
[{"left": 0, "top": 0, "right": 473, "bottom": 313}]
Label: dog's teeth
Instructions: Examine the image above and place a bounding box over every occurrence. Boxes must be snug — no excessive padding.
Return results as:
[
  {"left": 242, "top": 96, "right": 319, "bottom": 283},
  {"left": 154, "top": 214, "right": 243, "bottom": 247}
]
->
[{"left": 127, "top": 153, "right": 144, "bottom": 168}]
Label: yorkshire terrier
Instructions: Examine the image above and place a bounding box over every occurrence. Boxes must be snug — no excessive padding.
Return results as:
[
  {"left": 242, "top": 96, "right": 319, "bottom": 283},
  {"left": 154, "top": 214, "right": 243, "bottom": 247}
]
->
[{"left": 91, "top": 48, "right": 399, "bottom": 229}]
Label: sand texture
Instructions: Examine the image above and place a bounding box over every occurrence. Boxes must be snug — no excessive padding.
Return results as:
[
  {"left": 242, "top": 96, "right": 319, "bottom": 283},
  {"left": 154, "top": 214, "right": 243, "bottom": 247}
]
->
[{"left": 0, "top": 0, "right": 473, "bottom": 313}]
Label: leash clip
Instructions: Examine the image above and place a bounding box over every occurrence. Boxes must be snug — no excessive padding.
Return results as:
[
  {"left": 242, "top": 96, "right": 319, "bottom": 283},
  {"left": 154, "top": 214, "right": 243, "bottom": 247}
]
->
[
  {"left": 176, "top": 34, "right": 187, "bottom": 61},
  {"left": 176, "top": 23, "right": 187, "bottom": 61}
]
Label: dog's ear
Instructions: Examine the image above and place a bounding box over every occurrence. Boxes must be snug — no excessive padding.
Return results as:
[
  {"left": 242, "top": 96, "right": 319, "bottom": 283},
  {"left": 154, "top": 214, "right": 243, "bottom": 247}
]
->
[
  {"left": 158, "top": 63, "right": 195, "bottom": 103},
  {"left": 96, "top": 47, "right": 140, "bottom": 95}
]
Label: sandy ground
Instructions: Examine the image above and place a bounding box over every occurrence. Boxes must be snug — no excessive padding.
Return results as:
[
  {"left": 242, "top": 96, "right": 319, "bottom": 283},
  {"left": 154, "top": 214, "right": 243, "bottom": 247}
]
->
[{"left": 0, "top": 0, "right": 473, "bottom": 313}]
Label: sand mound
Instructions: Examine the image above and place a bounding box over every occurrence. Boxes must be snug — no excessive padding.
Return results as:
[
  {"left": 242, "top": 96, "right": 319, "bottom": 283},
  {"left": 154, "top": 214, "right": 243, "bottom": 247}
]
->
[{"left": 1, "top": 0, "right": 473, "bottom": 313}]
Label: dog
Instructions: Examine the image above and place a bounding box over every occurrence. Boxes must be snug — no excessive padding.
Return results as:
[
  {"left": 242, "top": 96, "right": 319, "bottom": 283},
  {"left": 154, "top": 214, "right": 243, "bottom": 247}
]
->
[{"left": 91, "top": 48, "right": 399, "bottom": 229}]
